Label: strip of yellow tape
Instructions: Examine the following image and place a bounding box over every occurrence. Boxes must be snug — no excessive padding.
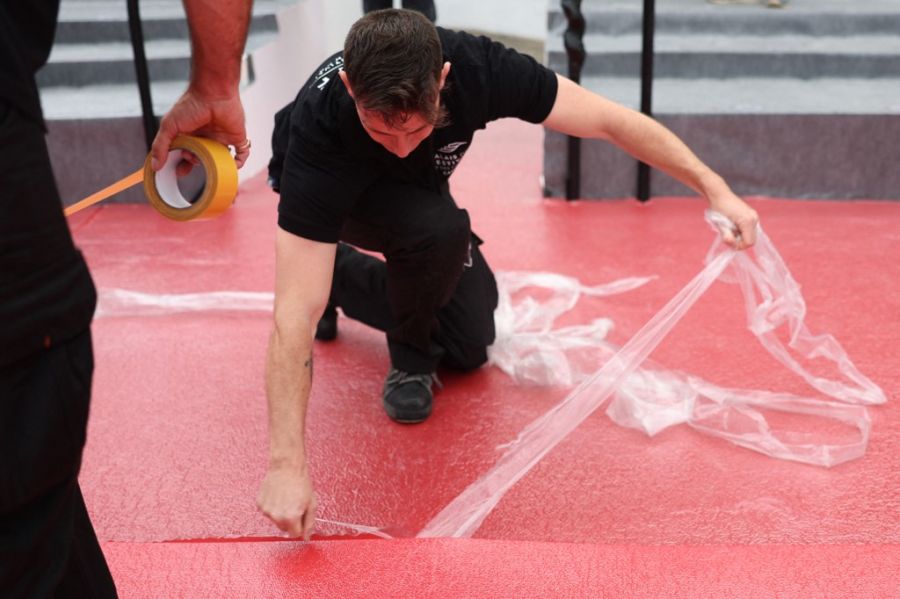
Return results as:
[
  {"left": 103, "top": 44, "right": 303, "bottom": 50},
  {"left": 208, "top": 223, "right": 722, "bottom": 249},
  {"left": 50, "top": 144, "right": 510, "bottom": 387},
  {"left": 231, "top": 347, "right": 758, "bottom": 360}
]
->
[{"left": 64, "top": 135, "right": 238, "bottom": 221}]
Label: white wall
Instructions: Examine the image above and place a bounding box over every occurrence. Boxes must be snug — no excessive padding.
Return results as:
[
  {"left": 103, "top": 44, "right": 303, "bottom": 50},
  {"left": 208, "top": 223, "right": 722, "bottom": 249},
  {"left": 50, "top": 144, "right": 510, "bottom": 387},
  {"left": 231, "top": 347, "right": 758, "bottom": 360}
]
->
[
  {"left": 434, "top": 0, "right": 546, "bottom": 39},
  {"left": 239, "top": 0, "right": 364, "bottom": 180}
]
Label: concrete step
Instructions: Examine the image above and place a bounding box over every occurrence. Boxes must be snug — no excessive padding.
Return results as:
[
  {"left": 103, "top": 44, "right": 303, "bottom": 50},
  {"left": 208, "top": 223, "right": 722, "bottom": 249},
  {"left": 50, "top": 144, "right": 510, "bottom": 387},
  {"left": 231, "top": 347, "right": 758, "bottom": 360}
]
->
[
  {"left": 543, "top": 113, "right": 900, "bottom": 200},
  {"left": 36, "top": 32, "right": 276, "bottom": 86},
  {"left": 575, "top": 76, "right": 900, "bottom": 114},
  {"left": 54, "top": 11, "right": 278, "bottom": 45},
  {"left": 542, "top": 76, "right": 900, "bottom": 199},
  {"left": 38, "top": 39, "right": 191, "bottom": 86},
  {"left": 546, "top": 33, "right": 900, "bottom": 79},
  {"left": 42, "top": 0, "right": 301, "bottom": 207},
  {"left": 542, "top": 0, "right": 900, "bottom": 199},
  {"left": 55, "top": 0, "right": 287, "bottom": 42},
  {"left": 40, "top": 0, "right": 282, "bottom": 87},
  {"left": 547, "top": 0, "right": 900, "bottom": 37},
  {"left": 41, "top": 81, "right": 187, "bottom": 121},
  {"left": 56, "top": 0, "right": 289, "bottom": 26}
]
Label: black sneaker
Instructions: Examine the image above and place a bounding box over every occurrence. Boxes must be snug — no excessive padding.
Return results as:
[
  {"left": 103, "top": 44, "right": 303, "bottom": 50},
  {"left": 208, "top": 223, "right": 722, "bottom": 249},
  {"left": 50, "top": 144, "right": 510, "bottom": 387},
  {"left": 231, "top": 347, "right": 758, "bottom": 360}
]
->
[
  {"left": 382, "top": 368, "right": 441, "bottom": 423},
  {"left": 315, "top": 303, "right": 338, "bottom": 341}
]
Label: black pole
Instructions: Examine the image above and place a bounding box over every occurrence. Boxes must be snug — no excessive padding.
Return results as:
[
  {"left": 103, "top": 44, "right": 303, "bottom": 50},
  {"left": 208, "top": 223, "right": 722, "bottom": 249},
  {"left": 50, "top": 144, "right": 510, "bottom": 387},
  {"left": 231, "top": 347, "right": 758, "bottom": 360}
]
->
[
  {"left": 127, "top": 0, "right": 158, "bottom": 151},
  {"left": 637, "top": 0, "right": 655, "bottom": 202},
  {"left": 562, "top": 0, "right": 585, "bottom": 201}
]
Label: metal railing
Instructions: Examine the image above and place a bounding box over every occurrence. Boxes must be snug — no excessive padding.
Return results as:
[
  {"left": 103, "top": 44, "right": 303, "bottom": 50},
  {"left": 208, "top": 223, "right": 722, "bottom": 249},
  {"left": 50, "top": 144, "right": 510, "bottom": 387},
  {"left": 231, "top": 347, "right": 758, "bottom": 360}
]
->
[
  {"left": 562, "top": 0, "right": 585, "bottom": 201},
  {"left": 126, "top": 0, "right": 158, "bottom": 151},
  {"left": 129, "top": 0, "right": 659, "bottom": 197},
  {"left": 561, "top": 0, "right": 657, "bottom": 202},
  {"left": 637, "top": 0, "right": 656, "bottom": 202}
]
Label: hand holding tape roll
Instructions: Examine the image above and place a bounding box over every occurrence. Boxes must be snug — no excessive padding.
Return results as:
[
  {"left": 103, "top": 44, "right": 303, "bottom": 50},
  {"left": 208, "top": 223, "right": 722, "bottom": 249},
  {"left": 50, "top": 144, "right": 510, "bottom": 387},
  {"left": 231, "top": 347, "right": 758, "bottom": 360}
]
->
[{"left": 64, "top": 136, "right": 238, "bottom": 221}]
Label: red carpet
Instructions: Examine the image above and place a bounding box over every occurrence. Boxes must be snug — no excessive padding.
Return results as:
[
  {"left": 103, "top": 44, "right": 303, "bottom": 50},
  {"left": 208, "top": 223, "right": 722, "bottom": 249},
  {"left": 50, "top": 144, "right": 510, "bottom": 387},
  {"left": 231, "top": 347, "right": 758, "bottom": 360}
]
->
[
  {"left": 101, "top": 540, "right": 899, "bottom": 598},
  {"left": 68, "top": 119, "right": 900, "bottom": 595}
]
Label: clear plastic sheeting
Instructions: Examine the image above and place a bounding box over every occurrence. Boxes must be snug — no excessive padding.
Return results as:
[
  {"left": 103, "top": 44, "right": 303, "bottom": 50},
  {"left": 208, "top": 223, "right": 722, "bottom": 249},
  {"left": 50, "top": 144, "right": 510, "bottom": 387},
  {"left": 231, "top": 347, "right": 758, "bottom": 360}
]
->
[
  {"left": 314, "top": 518, "right": 395, "bottom": 540},
  {"left": 489, "top": 272, "right": 656, "bottom": 387},
  {"left": 419, "top": 212, "right": 885, "bottom": 539}
]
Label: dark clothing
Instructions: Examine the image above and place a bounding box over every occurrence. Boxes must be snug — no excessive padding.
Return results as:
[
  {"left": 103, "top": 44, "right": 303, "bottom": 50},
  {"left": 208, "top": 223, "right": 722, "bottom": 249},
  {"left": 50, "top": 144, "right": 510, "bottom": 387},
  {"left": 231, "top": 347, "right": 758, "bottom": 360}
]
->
[
  {"left": 1, "top": 3, "right": 114, "bottom": 595},
  {"left": 0, "top": 2, "right": 59, "bottom": 126},
  {"left": 1, "top": 0, "right": 97, "bottom": 368},
  {"left": 0, "top": 103, "right": 97, "bottom": 367},
  {"left": 271, "top": 28, "right": 558, "bottom": 244},
  {"left": 269, "top": 28, "right": 557, "bottom": 372},
  {"left": 0, "top": 331, "right": 117, "bottom": 598},
  {"left": 363, "top": 0, "right": 437, "bottom": 23},
  {"left": 334, "top": 181, "right": 498, "bottom": 373}
]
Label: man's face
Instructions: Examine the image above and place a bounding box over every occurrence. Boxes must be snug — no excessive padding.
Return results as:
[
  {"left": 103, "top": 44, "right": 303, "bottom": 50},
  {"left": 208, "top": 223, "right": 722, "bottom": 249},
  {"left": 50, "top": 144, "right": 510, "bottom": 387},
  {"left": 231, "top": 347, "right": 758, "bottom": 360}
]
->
[
  {"left": 356, "top": 107, "right": 435, "bottom": 159},
  {"left": 340, "top": 62, "right": 451, "bottom": 159}
]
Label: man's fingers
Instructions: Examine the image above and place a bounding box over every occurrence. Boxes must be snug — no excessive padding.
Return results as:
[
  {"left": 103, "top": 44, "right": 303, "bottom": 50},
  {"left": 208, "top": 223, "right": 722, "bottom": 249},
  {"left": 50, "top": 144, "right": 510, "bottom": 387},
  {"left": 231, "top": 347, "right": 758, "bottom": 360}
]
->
[
  {"left": 264, "top": 510, "right": 304, "bottom": 538},
  {"left": 150, "top": 120, "right": 177, "bottom": 171},
  {"left": 739, "top": 220, "right": 758, "bottom": 247},
  {"left": 231, "top": 136, "right": 251, "bottom": 169},
  {"left": 302, "top": 500, "right": 317, "bottom": 542},
  {"left": 258, "top": 502, "right": 314, "bottom": 539},
  {"left": 234, "top": 146, "right": 250, "bottom": 169},
  {"left": 173, "top": 150, "right": 200, "bottom": 178},
  {"left": 284, "top": 516, "right": 306, "bottom": 539},
  {"left": 175, "top": 161, "right": 195, "bottom": 178}
]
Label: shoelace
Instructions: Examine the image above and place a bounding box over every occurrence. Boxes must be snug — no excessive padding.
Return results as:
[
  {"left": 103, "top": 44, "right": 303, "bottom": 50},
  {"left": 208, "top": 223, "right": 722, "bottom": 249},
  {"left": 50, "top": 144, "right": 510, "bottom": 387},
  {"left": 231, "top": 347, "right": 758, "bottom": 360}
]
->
[{"left": 384, "top": 369, "right": 443, "bottom": 392}]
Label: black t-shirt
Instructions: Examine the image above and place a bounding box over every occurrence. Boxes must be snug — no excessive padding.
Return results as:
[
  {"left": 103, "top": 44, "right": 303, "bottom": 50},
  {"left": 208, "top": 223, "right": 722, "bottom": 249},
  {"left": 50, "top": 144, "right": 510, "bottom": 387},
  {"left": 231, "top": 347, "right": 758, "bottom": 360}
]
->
[
  {"left": 1, "top": 0, "right": 97, "bottom": 366},
  {"left": 270, "top": 28, "right": 559, "bottom": 244},
  {"left": 0, "top": 2, "right": 59, "bottom": 125}
]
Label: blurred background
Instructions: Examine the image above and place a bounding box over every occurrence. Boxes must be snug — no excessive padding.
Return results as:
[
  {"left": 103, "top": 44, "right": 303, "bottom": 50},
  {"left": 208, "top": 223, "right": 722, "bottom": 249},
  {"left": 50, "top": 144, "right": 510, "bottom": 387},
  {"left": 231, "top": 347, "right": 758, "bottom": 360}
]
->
[{"left": 41, "top": 0, "right": 900, "bottom": 205}]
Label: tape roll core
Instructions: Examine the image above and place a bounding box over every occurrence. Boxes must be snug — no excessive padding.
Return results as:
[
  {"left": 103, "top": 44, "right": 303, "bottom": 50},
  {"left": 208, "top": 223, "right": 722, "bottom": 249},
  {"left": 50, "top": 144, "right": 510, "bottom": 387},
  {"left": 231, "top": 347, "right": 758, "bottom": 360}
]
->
[{"left": 142, "top": 135, "right": 238, "bottom": 221}]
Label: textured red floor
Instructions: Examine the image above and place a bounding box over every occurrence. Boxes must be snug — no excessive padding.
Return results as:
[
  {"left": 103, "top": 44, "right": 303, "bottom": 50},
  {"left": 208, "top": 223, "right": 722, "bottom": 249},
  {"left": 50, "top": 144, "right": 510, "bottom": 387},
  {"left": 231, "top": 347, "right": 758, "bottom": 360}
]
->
[
  {"left": 68, "top": 119, "right": 900, "bottom": 595},
  {"left": 100, "top": 540, "right": 898, "bottom": 599}
]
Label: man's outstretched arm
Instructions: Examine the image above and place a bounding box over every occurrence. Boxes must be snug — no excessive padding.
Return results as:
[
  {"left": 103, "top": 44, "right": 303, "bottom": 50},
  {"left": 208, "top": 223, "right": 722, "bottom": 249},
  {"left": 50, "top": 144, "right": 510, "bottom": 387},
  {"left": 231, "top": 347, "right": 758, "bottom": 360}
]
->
[
  {"left": 543, "top": 74, "right": 759, "bottom": 248},
  {"left": 150, "top": 0, "right": 254, "bottom": 171},
  {"left": 256, "top": 228, "right": 336, "bottom": 540}
]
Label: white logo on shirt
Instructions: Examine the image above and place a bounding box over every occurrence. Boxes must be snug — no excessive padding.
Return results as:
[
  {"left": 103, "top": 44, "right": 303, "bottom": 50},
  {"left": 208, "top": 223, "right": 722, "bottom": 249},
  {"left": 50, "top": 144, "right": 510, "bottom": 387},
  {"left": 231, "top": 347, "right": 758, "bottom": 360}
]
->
[
  {"left": 434, "top": 141, "right": 468, "bottom": 176},
  {"left": 313, "top": 57, "right": 343, "bottom": 92},
  {"left": 437, "top": 141, "right": 468, "bottom": 154}
]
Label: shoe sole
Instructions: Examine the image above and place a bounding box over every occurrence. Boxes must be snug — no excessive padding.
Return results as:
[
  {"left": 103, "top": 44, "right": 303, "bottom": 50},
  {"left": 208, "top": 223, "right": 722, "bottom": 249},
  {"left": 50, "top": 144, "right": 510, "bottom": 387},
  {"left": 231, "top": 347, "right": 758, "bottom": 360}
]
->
[{"left": 383, "top": 400, "right": 432, "bottom": 424}]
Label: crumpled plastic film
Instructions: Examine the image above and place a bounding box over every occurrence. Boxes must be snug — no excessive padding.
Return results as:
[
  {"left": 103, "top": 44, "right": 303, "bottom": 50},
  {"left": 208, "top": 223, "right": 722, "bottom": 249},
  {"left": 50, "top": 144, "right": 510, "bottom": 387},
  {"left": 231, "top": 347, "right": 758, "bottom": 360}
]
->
[
  {"left": 488, "top": 272, "right": 656, "bottom": 387},
  {"left": 419, "top": 212, "right": 885, "bottom": 539}
]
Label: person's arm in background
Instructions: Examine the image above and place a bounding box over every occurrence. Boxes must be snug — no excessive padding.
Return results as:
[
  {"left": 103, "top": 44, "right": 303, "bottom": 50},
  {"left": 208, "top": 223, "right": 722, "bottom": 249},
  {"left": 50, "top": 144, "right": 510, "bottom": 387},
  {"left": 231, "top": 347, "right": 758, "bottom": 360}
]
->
[
  {"left": 150, "top": 0, "right": 254, "bottom": 171},
  {"left": 255, "top": 229, "right": 336, "bottom": 540},
  {"left": 543, "top": 74, "right": 759, "bottom": 248}
]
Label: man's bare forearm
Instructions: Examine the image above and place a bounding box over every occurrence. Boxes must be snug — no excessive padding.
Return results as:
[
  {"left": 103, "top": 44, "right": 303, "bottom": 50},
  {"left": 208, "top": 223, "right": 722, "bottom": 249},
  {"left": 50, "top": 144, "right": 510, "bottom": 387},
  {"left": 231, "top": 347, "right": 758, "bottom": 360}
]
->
[
  {"left": 183, "top": 0, "right": 253, "bottom": 96},
  {"left": 265, "top": 323, "right": 314, "bottom": 471},
  {"left": 543, "top": 75, "right": 759, "bottom": 246},
  {"left": 605, "top": 110, "right": 730, "bottom": 198}
]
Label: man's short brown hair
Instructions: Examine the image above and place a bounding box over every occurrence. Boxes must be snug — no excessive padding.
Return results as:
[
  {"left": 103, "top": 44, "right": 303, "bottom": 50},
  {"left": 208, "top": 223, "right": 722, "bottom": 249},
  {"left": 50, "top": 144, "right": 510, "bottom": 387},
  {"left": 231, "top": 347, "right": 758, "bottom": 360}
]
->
[{"left": 343, "top": 9, "right": 448, "bottom": 128}]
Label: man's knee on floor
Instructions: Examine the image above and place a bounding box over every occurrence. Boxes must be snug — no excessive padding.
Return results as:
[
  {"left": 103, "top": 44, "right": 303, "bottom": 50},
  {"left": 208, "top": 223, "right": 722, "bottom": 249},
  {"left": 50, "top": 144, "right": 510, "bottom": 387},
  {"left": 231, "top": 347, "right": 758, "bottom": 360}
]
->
[
  {"left": 424, "top": 208, "right": 471, "bottom": 263},
  {"left": 441, "top": 342, "right": 489, "bottom": 372}
]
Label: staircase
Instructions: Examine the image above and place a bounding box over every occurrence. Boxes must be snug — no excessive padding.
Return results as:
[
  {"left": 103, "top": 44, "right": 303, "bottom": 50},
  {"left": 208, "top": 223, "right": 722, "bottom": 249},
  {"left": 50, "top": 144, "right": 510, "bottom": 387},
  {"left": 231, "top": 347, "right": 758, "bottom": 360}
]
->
[
  {"left": 39, "top": 0, "right": 293, "bottom": 205},
  {"left": 543, "top": 0, "right": 900, "bottom": 199}
]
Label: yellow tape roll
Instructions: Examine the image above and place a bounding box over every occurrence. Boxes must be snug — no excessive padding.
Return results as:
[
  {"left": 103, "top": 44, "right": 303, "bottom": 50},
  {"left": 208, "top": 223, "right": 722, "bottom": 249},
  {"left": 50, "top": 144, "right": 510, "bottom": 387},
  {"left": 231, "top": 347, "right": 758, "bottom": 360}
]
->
[{"left": 141, "top": 135, "right": 238, "bottom": 221}]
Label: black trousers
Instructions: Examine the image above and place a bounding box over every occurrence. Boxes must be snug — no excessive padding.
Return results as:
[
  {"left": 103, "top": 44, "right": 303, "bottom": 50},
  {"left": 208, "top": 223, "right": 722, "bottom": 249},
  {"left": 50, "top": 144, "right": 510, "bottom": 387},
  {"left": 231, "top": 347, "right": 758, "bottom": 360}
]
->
[
  {"left": 333, "top": 180, "right": 498, "bottom": 374},
  {"left": 0, "top": 101, "right": 115, "bottom": 597},
  {"left": 0, "top": 330, "right": 117, "bottom": 598},
  {"left": 363, "top": 0, "right": 437, "bottom": 22}
]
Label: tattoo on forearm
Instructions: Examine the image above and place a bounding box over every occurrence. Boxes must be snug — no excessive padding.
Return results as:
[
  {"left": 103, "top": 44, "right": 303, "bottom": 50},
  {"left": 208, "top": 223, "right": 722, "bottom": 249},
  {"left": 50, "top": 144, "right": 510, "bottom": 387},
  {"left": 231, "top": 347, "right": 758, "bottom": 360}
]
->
[{"left": 304, "top": 354, "right": 313, "bottom": 380}]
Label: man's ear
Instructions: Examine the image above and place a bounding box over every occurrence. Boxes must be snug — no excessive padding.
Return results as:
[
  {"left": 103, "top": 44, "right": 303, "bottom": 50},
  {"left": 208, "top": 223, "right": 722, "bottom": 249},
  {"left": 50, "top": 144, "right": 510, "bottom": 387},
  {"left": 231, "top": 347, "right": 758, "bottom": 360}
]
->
[
  {"left": 339, "top": 70, "right": 355, "bottom": 99},
  {"left": 438, "top": 62, "right": 451, "bottom": 91}
]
